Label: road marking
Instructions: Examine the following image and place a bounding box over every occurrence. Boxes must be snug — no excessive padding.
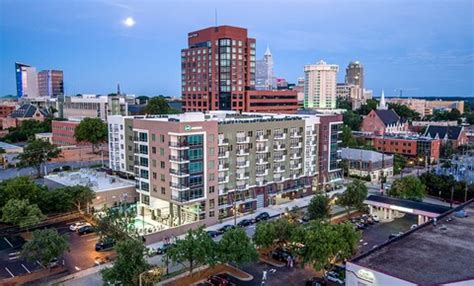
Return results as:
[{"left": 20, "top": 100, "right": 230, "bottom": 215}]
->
[
  {"left": 74, "top": 266, "right": 81, "bottom": 271},
  {"left": 21, "top": 264, "right": 31, "bottom": 274},
  {"left": 37, "top": 260, "right": 45, "bottom": 268},
  {"left": 5, "top": 267, "right": 14, "bottom": 277},
  {"left": 87, "top": 237, "right": 99, "bottom": 242},
  {"left": 8, "top": 255, "right": 20, "bottom": 260},
  {"left": 9, "top": 251, "right": 20, "bottom": 256},
  {"left": 3, "top": 237, "right": 13, "bottom": 248}
]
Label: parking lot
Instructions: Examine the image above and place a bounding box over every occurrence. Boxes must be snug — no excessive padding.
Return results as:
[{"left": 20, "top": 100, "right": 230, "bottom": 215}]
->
[{"left": 0, "top": 235, "right": 44, "bottom": 280}]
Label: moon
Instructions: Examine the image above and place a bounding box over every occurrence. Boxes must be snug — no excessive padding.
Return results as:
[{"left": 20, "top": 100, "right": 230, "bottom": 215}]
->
[{"left": 123, "top": 17, "right": 135, "bottom": 27}]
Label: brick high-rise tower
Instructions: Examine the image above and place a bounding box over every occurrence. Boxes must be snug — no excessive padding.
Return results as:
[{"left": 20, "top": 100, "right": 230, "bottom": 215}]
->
[{"left": 181, "top": 26, "right": 256, "bottom": 112}]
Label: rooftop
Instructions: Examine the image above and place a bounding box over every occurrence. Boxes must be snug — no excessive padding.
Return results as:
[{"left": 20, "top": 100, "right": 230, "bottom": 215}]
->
[
  {"left": 0, "top": 141, "right": 23, "bottom": 151},
  {"left": 425, "top": 125, "right": 463, "bottom": 140},
  {"left": 45, "top": 169, "right": 135, "bottom": 192},
  {"left": 341, "top": 148, "right": 392, "bottom": 162},
  {"left": 351, "top": 200, "right": 474, "bottom": 285}
]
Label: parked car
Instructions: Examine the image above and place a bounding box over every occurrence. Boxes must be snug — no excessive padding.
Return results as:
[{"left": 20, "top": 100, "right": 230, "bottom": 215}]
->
[
  {"left": 300, "top": 213, "right": 311, "bottom": 223},
  {"left": 324, "top": 271, "right": 344, "bottom": 285},
  {"left": 355, "top": 223, "right": 365, "bottom": 230},
  {"left": 217, "top": 224, "right": 235, "bottom": 234},
  {"left": 268, "top": 247, "right": 293, "bottom": 262},
  {"left": 216, "top": 274, "right": 236, "bottom": 286},
  {"left": 78, "top": 225, "right": 95, "bottom": 235},
  {"left": 48, "top": 258, "right": 60, "bottom": 268},
  {"left": 95, "top": 237, "right": 116, "bottom": 251},
  {"left": 156, "top": 243, "right": 174, "bottom": 255},
  {"left": 207, "top": 275, "right": 229, "bottom": 286},
  {"left": 410, "top": 224, "right": 418, "bottom": 230},
  {"left": 207, "top": 230, "right": 220, "bottom": 238},
  {"left": 237, "top": 219, "right": 253, "bottom": 227},
  {"left": 94, "top": 256, "right": 110, "bottom": 266},
  {"left": 254, "top": 212, "right": 270, "bottom": 222},
  {"left": 388, "top": 232, "right": 404, "bottom": 240},
  {"left": 306, "top": 277, "right": 326, "bottom": 286},
  {"left": 69, "top": 222, "right": 90, "bottom": 232},
  {"left": 371, "top": 215, "right": 380, "bottom": 223}
]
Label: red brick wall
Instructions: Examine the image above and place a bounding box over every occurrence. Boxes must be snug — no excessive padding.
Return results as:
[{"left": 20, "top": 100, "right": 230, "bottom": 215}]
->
[
  {"left": 245, "top": 90, "right": 298, "bottom": 114},
  {"left": 361, "top": 110, "right": 386, "bottom": 135},
  {"left": 52, "top": 120, "right": 81, "bottom": 146}
]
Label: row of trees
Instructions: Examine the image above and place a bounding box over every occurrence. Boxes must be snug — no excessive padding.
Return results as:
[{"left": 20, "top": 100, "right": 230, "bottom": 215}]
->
[
  {"left": 420, "top": 172, "right": 474, "bottom": 202},
  {"left": 387, "top": 175, "right": 426, "bottom": 201},
  {"left": 2, "top": 119, "right": 52, "bottom": 143}
]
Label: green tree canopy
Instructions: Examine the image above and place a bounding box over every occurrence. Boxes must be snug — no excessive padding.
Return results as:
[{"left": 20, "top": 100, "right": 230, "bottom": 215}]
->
[
  {"left": 101, "top": 239, "right": 150, "bottom": 286},
  {"left": 95, "top": 208, "right": 137, "bottom": 241},
  {"left": 336, "top": 97, "right": 352, "bottom": 110},
  {"left": 343, "top": 110, "right": 362, "bottom": 131},
  {"left": 68, "top": 185, "right": 95, "bottom": 212},
  {"left": 341, "top": 125, "right": 358, "bottom": 147},
  {"left": 253, "top": 218, "right": 297, "bottom": 248},
  {"left": 356, "top": 99, "right": 378, "bottom": 115},
  {"left": 307, "top": 194, "right": 331, "bottom": 221},
  {"left": 0, "top": 176, "right": 45, "bottom": 213},
  {"left": 388, "top": 175, "right": 426, "bottom": 201},
  {"left": 393, "top": 154, "right": 407, "bottom": 175},
  {"left": 74, "top": 117, "right": 108, "bottom": 153},
  {"left": 2, "top": 199, "right": 45, "bottom": 228},
  {"left": 143, "top": 96, "right": 179, "bottom": 115},
  {"left": 387, "top": 103, "right": 420, "bottom": 120},
  {"left": 217, "top": 227, "right": 258, "bottom": 266},
  {"left": 3, "top": 119, "right": 52, "bottom": 143},
  {"left": 21, "top": 229, "right": 69, "bottom": 267},
  {"left": 338, "top": 179, "right": 368, "bottom": 215},
  {"left": 16, "top": 139, "right": 61, "bottom": 178},
  {"left": 165, "top": 226, "right": 217, "bottom": 274}
]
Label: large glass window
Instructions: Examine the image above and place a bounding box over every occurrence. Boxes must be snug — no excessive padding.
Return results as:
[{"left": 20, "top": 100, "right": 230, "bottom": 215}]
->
[
  {"left": 189, "top": 161, "right": 203, "bottom": 174},
  {"left": 188, "top": 148, "right": 203, "bottom": 160},
  {"left": 188, "top": 135, "right": 203, "bottom": 146}
]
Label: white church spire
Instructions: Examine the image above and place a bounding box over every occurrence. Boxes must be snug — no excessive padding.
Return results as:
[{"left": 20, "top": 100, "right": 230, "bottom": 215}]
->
[
  {"left": 378, "top": 90, "right": 387, "bottom": 110},
  {"left": 264, "top": 45, "right": 272, "bottom": 56}
]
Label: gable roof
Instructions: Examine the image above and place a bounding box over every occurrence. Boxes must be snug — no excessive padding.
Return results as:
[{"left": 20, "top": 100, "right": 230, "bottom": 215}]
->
[
  {"left": 424, "top": 125, "right": 463, "bottom": 140},
  {"left": 9, "top": 104, "right": 49, "bottom": 118},
  {"left": 374, "top": 109, "right": 401, "bottom": 126}
]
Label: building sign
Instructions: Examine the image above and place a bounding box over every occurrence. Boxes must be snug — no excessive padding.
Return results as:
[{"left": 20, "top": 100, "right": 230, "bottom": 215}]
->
[
  {"left": 188, "top": 32, "right": 199, "bottom": 38},
  {"left": 357, "top": 269, "right": 375, "bottom": 283},
  {"left": 184, "top": 125, "right": 192, "bottom": 131}
]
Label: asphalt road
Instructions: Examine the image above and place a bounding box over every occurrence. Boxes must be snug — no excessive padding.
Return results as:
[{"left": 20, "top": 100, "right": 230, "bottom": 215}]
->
[{"left": 0, "top": 160, "right": 104, "bottom": 180}]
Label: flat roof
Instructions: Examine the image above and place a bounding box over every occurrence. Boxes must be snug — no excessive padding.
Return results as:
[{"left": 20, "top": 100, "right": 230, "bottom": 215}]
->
[
  {"left": 366, "top": 195, "right": 451, "bottom": 214},
  {"left": 45, "top": 169, "right": 135, "bottom": 192},
  {"left": 351, "top": 200, "right": 474, "bottom": 285},
  {"left": 0, "top": 141, "right": 23, "bottom": 150}
]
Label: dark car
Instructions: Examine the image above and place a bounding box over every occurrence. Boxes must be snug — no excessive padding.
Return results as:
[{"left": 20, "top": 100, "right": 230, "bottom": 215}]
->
[
  {"left": 216, "top": 274, "right": 236, "bottom": 286},
  {"left": 268, "top": 247, "right": 293, "bottom": 262},
  {"left": 207, "top": 230, "right": 220, "bottom": 238},
  {"left": 207, "top": 275, "right": 229, "bottom": 286},
  {"left": 254, "top": 212, "right": 270, "bottom": 222},
  {"left": 78, "top": 225, "right": 95, "bottom": 235},
  {"left": 217, "top": 224, "right": 235, "bottom": 234},
  {"left": 306, "top": 277, "right": 326, "bottom": 286},
  {"left": 95, "top": 237, "right": 116, "bottom": 251},
  {"left": 237, "top": 219, "right": 253, "bottom": 227}
]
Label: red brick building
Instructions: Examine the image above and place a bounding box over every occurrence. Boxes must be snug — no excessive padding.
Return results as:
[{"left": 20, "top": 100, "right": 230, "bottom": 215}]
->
[
  {"left": 361, "top": 109, "right": 408, "bottom": 135},
  {"left": 181, "top": 25, "right": 299, "bottom": 114},
  {"left": 245, "top": 90, "right": 298, "bottom": 114},
  {"left": 2, "top": 104, "right": 49, "bottom": 129},
  {"left": 424, "top": 125, "right": 467, "bottom": 149},
  {"left": 52, "top": 120, "right": 81, "bottom": 146}
]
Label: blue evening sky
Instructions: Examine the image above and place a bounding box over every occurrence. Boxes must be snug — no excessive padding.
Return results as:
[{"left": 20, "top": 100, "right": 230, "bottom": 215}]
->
[{"left": 0, "top": 0, "right": 473, "bottom": 97}]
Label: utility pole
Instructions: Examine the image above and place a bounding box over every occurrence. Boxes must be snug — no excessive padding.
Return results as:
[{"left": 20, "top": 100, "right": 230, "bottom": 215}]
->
[
  {"left": 450, "top": 185, "right": 454, "bottom": 208},
  {"left": 380, "top": 133, "right": 385, "bottom": 194}
]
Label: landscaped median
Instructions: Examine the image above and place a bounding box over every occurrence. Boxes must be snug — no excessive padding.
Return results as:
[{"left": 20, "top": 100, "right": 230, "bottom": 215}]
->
[{"left": 159, "top": 263, "right": 253, "bottom": 286}]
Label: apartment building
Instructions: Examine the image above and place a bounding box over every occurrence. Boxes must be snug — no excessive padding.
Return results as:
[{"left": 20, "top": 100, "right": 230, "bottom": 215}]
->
[
  {"left": 108, "top": 111, "right": 342, "bottom": 240},
  {"left": 304, "top": 60, "right": 338, "bottom": 109},
  {"left": 387, "top": 98, "right": 464, "bottom": 117}
]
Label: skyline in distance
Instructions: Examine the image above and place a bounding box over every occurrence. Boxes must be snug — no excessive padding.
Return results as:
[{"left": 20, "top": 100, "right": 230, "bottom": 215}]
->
[{"left": 0, "top": 0, "right": 473, "bottom": 98}]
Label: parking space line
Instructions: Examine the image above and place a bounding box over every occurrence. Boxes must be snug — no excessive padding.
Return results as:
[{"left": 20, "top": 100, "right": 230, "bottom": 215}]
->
[
  {"left": 74, "top": 266, "right": 81, "bottom": 271},
  {"left": 37, "top": 260, "right": 45, "bottom": 268},
  {"left": 21, "top": 264, "right": 31, "bottom": 274},
  {"left": 3, "top": 237, "right": 13, "bottom": 248},
  {"left": 87, "top": 237, "right": 99, "bottom": 242},
  {"left": 5, "top": 267, "right": 14, "bottom": 278}
]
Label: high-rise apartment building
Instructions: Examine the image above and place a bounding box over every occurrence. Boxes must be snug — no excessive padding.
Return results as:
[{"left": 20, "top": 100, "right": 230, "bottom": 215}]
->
[
  {"left": 108, "top": 111, "right": 342, "bottom": 241},
  {"left": 345, "top": 61, "right": 364, "bottom": 90},
  {"left": 181, "top": 26, "right": 256, "bottom": 112},
  {"left": 38, "top": 70, "right": 64, "bottom": 97},
  {"left": 255, "top": 46, "right": 274, "bottom": 90},
  {"left": 15, "top": 62, "right": 39, "bottom": 98},
  {"left": 304, "top": 60, "right": 338, "bottom": 109}
]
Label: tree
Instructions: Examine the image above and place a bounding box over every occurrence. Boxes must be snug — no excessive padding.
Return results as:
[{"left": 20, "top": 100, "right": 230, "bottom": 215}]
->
[
  {"left": 95, "top": 208, "right": 137, "bottom": 241},
  {"left": 218, "top": 228, "right": 258, "bottom": 266},
  {"left": 343, "top": 110, "right": 362, "bottom": 131},
  {"left": 393, "top": 154, "right": 407, "bottom": 175},
  {"left": 447, "top": 109, "right": 461, "bottom": 121},
  {"left": 388, "top": 175, "right": 426, "bottom": 201},
  {"left": 356, "top": 99, "right": 378, "bottom": 115},
  {"left": 38, "top": 187, "right": 74, "bottom": 214},
  {"left": 293, "top": 221, "right": 360, "bottom": 272},
  {"left": 465, "top": 112, "right": 474, "bottom": 125},
  {"left": 307, "top": 194, "right": 331, "bottom": 221},
  {"left": 387, "top": 103, "right": 420, "bottom": 120},
  {"left": 336, "top": 97, "right": 352, "bottom": 110},
  {"left": 101, "top": 239, "right": 150, "bottom": 286},
  {"left": 0, "top": 176, "right": 46, "bottom": 214},
  {"left": 341, "top": 125, "right": 358, "bottom": 147},
  {"left": 143, "top": 96, "right": 179, "bottom": 115},
  {"left": 165, "top": 226, "right": 217, "bottom": 274},
  {"left": 21, "top": 229, "right": 69, "bottom": 268},
  {"left": 2, "top": 199, "right": 45, "bottom": 229},
  {"left": 338, "top": 179, "right": 368, "bottom": 216},
  {"left": 74, "top": 117, "right": 108, "bottom": 153},
  {"left": 3, "top": 119, "right": 52, "bottom": 143},
  {"left": 253, "top": 221, "right": 277, "bottom": 249},
  {"left": 16, "top": 139, "right": 61, "bottom": 178},
  {"left": 67, "top": 186, "right": 95, "bottom": 213}
]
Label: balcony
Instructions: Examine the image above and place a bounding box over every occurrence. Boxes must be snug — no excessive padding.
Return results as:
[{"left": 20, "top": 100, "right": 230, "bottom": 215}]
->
[
  {"left": 236, "top": 149, "right": 250, "bottom": 156},
  {"left": 218, "top": 151, "right": 229, "bottom": 158},
  {"left": 256, "top": 158, "right": 269, "bottom": 165},
  {"left": 218, "top": 163, "right": 229, "bottom": 171},
  {"left": 274, "top": 156, "right": 286, "bottom": 162},
  {"left": 169, "top": 168, "right": 189, "bottom": 177},
  {"left": 290, "top": 142, "right": 302, "bottom": 149},
  {"left": 274, "top": 133, "right": 286, "bottom": 140},
  {"left": 236, "top": 183, "right": 247, "bottom": 191},
  {"left": 256, "top": 146, "right": 269, "bottom": 153},
  {"left": 218, "top": 138, "right": 229, "bottom": 146},
  {"left": 290, "top": 163, "right": 302, "bottom": 169},
  {"left": 170, "top": 182, "right": 190, "bottom": 191},
  {"left": 236, "top": 172, "right": 250, "bottom": 180},
  {"left": 218, "top": 176, "right": 229, "bottom": 184},
  {"left": 236, "top": 136, "right": 250, "bottom": 144},
  {"left": 273, "top": 144, "right": 285, "bottom": 151},
  {"left": 256, "top": 170, "right": 268, "bottom": 177},
  {"left": 274, "top": 167, "right": 285, "bottom": 173},
  {"left": 236, "top": 161, "right": 249, "bottom": 168},
  {"left": 256, "top": 135, "right": 268, "bottom": 142},
  {"left": 169, "top": 141, "right": 189, "bottom": 149},
  {"left": 290, "top": 132, "right": 302, "bottom": 138},
  {"left": 290, "top": 153, "right": 302, "bottom": 160},
  {"left": 169, "top": 155, "right": 190, "bottom": 163}
]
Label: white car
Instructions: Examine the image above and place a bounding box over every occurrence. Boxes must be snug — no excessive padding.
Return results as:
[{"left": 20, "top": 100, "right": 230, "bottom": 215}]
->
[
  {"left": 371, "top": 215, "right": 380, "bottom": 223},
  {"left": 69, "top": 222, "right": 90, "bottom": 232},
  {"left": 410, "top": 224, "right": 418, "bottom": 230}
]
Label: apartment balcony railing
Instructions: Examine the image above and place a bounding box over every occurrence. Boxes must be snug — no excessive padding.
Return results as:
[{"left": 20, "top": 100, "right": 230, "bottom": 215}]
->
[
  {"left": 256, "top": 135, "right": 269, "bottom": 142},
  {"left": 169, "top": 141, "right": 189, "bottom": 149},
  {"left": 274, "top": 133, "right": 286, "bottom": 140},
  {"left": 169, "top": 168, "right": 189, "bottom": 177},
  {"left": 218, "top": 138, "right": 229, "bottom": 146},
  {"left": 218, "top": 176, "right": 229, "bottom": 184},
  {"left": 170, "top": 182, "right": 190, "bottom": 191},
  {"left": 274, "top": 156, "right": 286, "bottom": 162},
  {"left": 236, "top": 173, "right": 250, "bottom": 180},
  {"left": 274, "top": 167, "right": 285, "bottom": 173},
  {"left": 256, "top": 146, "right": 269, "bottom": 153},
  {"left": 169, "top": 155, "right": 190, "bottom": 163},
  {"left": 290, "top": 132, "right": 302, "bottom": 138},
  {"left": 218, "top": 151, "right": 229, "bottom": 158},
  {"left": 218, "top": 163, "right": 229, "bottom": 171},
  {"left": 236, "top": 149, "right": 250, "bottom": 156},
  {"left": 290, "top": 142, "right": 302, "bottom": 149},
  {"left": 236, "top": 161, "right": 249, "bottom": 168},
  {"left": 273, "top": 144, "right": 286, "bottom": 151},
  {"left": 256, "top": 158, "right": 269, "bottom": 165},
  {"left": 236, "top": 136, "right": 250, "bottom": 144},
  {"left": 256, "top": 170, "right": 268, "bottom": 177},
  {"left": 290, "top": 153, "right": 302, "bottom": 160}
]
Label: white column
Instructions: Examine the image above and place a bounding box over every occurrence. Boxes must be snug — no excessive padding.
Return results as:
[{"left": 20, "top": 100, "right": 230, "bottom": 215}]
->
[
  {"left": 418, "top": 215, "right": 423, "bottom": 225},
  {"left": 388, "top": 209, "right": 393, "bottom": 220},
  {"left": 383, "top": 208, "right": 388, "bottom": 220},
  {"left": 369, "top": 205, "right": 373, "bottom": 215}
]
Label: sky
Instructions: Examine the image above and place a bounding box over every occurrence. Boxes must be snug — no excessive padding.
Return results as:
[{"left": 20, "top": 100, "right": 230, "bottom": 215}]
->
[{"left": 0, "top": 0, "right": 473, "bottom": 98}]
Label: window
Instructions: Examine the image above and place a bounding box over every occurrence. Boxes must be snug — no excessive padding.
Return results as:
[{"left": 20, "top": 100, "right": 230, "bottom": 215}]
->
[
  {"left": 160, "top": 174, "right": 165, "bottom": 182},
  {"left": 152, "top": 172, "right": 157, "bottom": 179},
  {"left": 160, "top": 148, "right": 164, "bottom": 156},
  {"left": 209, "top": 147, "right": 214, "bottom": 156},
  {"left": 152, "top": 147, "right": 156, "bottom": 154},
  {"left": 160, "top": 134, "right": 165, "bottom": 142},
  {"left": 209, "top": 186, "right": 215, "bottom": 193},
  {"left": 209, "top": 199, "right": 215, "bottom": 209},
  {"left": 189, "top": 161, "right": 203, "bottom": 173},
  {"left": 209, "top": 211, "right": 215, "bottom": 217},
  {"left": 209, "top": 160, "right": 214, "bottom": 168},
  {"left": 209, "top": 173, "right": 215, "bottom": 181},
  {"left": 152, "top": 159, "right": 156, "bottom": 167},
  {"left": 161, "top": 187, "right": 165, "bottom": 195},
  {"left": 160, "top": 161, "right": 165, "bottom": 168},
  {"left": 151, "top": 134, "right": 156, "bottom": 141}
]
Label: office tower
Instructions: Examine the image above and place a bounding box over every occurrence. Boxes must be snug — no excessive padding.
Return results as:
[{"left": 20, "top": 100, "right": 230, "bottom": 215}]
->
[
  {"left": 304, "top": 60, "right": 339, "bottom": 109},
  {"left": 255, "top": 46, "right": 274, "bottom": 90},
  {"left": 345, "top": 61, "right": 364, "bottom": 90},
  {"left": 38, "top": 70, "right": 64, "bottom": 97},
  {"left": 15, "top": 62, "right": 39, "bottom": 98},
  {"left": 181, "top": 26, "right": 256, "bottom": 112}
]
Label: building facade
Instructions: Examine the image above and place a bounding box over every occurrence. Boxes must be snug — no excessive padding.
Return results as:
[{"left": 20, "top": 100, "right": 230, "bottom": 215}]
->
[
  {"left": 341, "top": 148, "right": 393, "bottom": 182},
  {"left": 62, "top": 94, "right": 128, "bottom": 121},
  {"left": 304, "top": 60, "right": 338, "bottom": 109},
  {"left": 424, "top": 125, "right": 467, "bottom": 148},
  {"left": 345, "top": 61, "right": 364, "bottom": 90},
  {"left": 15, "top": 62, "right": 39, "bottom": 98},
  {"left": 255, "top": 46, "right": 274, "bottom": 90},
  {"left": 245, "top": 90, "right": 298, "bottom": 114},
  {"left": 108, "top": 111, "right": 342, "bottom": 240},
  {"left": 38, "top": 70, "right": 64, "bottom": 97},
  {"left": 181, "top": 26, "right": 256, "bottom": 112},
  {"left": 387, "top": 98, "right": 465, "bottom": 117},
  {"left": 52, "top": 120, "right": 82, "bottom": 146}
]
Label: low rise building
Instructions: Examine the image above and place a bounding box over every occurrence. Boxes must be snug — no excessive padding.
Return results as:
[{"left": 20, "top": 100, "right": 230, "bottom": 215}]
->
[
  {"left": 245, "top": 90, "right": 298, "bottom": 114},
  {"left": 387, "top": 98, "right": 464, "bottom": 117},
  {"left": 52, "top": 119, "right": 81, "bottom": 146},
  {"left": 346, "top": 200, "right": 474, "bottom": 286},
  {"left": 0, "top": 141, "right": 23, "bottom": 168},
  {"left": 424, "top": 125, "right": 467, "bottom": 149},
  {"left": 341, "top": 148, "right": 393, "bottom": 182},
  {"left": 410, "top": 120, "right": 458, "bottom": 133},
  {"left": 2, "top": 103, "right": 49, "bottom": 129},
  {"left": 35, "top": 132, "right": 53, "bottom": 144}
]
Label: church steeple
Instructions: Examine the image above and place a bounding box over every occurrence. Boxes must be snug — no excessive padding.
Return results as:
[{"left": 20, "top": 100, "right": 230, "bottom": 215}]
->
[
  {"left": 378, "top": 90, "right": 387, "bottom": 110},
  {"left": 264, "top": 45, "right": 272, "bottom": 56}
]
